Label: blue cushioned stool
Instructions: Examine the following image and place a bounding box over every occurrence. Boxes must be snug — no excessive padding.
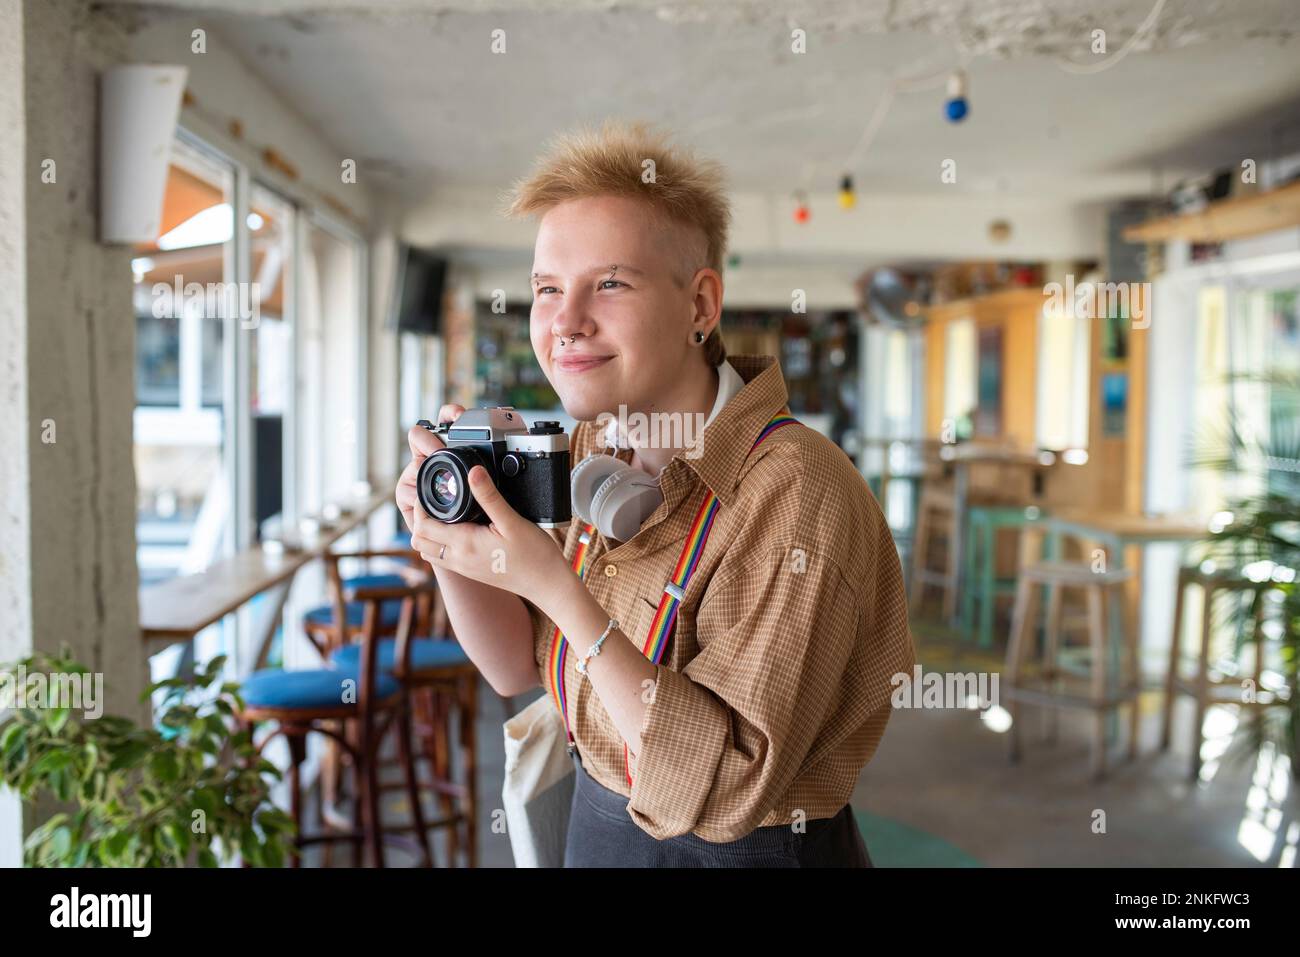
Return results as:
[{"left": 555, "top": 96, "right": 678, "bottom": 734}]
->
[
  {"left": 304, "top": 598, "right": 405, "bottom": 630},
  {"left": 330, "top": 637, "right": 470, "bottom": 674},
  {"left": 304, "top": 550, "right": 427, "bottom": 658},
  {"left": 332, "top": 577, "right": 483, "bottom": 869},
  {"left": 241, "top": 667, "right": 401, "bottom": 711},
  {"left": 235, "top": 652, "right": 414, "bottom": 868}
]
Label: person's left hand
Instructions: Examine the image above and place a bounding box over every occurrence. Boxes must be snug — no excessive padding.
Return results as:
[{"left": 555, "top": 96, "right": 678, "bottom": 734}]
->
[{"left": 409, "top": 465, "right": 568, "bottom": 606}]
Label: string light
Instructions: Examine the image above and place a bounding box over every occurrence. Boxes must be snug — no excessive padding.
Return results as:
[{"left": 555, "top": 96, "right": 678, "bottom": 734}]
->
[
  {"left": 792, "top": 190, "right": 811, "bottom": 224},
  {"left": 945, "top": 70, "right": 969, "bottom": 123},
  {"left": 838, "top": 174, "right": 856, "bottom": 209}
]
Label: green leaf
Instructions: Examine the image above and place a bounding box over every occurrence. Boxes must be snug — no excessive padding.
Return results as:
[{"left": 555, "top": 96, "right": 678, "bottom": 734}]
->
[
  {"left": 44, "top": 707, "right": 70, "bottom": 734},
  {"left": 48, "top": 826, "right": 71, "bottom": 862},
  {"left": 167, "top": 821, "right": 190, "bottom": 859},
  {"left": 50, "top": 768, "right": 71, "bottom": 802},
  {"left": 108, "top": 740, "right": 150, "bottom": 772},
  {"left": 105, "top": 829, "right": 130, "bottom": 858},
  {"left": 258, "top": 807, "right": 295, "bottom": 836},
  {"left": 71, "top": 838, "right": 91, "bottom": 868},
  {"left": 0, "top": 721, "right": 24, "bottom": 755},
  {"left": 261, "top": 836, "right": 284, "bottom": 868},
  {"left": 80, "top": 742, "right": 99, "bottom": 781},
  {"left": 30, "top": 750, "right": 72, "bottom": 777}
]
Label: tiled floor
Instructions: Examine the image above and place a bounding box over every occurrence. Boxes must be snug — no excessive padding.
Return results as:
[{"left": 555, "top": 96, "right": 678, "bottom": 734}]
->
[
  {"left": 857, "top": 635, "right": 1298, "bottom": 867},
  {"left": 313, "top": 635, "right": 1298, "bottom": 867}
]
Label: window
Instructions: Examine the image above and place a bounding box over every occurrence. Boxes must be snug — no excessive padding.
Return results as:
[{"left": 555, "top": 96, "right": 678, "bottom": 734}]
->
[
  {"left": 1191, "top": 276, "right": 1300, "bottom": 509},
  {"left": 133, "top": 138, "right": 235, "bottom": 584},
  {"left": 298, "top": 218, "right": 367, "bottom": 516},
  {"left": 1230, "top": 284, "right": 1299, "bottom": 498},
  {"left": 1036, "top": 302, "right": 1091, "bottom": 451},
  {"left": 882, "top": 327, "right": 914, "bottom": 433},
  {"left": 942, "top": 316, "right": 976, "bottom": 433},
  {"left": 131, "top": 129, "right": 378, "bottom": 693},
  {"left": 248, "top": 186, "right": 295, "bottom": 541}
]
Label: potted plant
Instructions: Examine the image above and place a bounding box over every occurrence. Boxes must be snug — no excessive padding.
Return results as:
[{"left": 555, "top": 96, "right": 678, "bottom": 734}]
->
[
  {"left": 0, "top": 651, "right": 293, "bottom": 866},
  {"left": 1190, "top": 370, "right": 1300, "bottom": 773}
]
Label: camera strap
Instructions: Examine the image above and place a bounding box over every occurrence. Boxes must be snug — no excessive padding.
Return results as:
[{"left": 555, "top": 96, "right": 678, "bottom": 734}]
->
[{"left": 545, "top": 410, "right": 801, "bottom": 786}]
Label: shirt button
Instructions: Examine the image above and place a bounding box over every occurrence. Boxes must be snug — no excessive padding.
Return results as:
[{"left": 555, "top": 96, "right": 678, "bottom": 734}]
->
[{"left": 604, "top": 564, "right": 618, "bottom": 578}]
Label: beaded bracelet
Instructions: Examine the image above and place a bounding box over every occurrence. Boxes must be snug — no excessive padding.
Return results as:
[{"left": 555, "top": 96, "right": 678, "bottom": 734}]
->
[{"left": 575, "top": 618, "right": 619, "bottom": 678}]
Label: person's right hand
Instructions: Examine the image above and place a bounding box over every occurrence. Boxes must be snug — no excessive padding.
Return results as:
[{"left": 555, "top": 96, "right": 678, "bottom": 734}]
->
[{"left": 396, "top": 403, "right": 465, "bottom": 535}]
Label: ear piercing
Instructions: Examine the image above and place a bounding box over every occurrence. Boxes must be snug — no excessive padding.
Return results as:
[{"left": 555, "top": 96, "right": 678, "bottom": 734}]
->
[{"left": 694, "top": 330, "right": 705, "bottom": 343}]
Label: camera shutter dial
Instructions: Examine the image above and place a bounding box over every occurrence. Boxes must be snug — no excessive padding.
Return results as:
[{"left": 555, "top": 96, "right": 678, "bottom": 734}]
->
[{"left": 502, "top": 452, "right": 526, "bottom": 477}]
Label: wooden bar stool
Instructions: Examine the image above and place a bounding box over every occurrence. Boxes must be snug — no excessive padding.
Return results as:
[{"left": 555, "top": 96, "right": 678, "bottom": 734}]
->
[
  {"left": 303, "top": 549, "right": 430, "bottom": 658},
  {"left": 330, "top": 582, "right": 482, "bottom": 867},
  {"left": 909, "top": 479, "right": 961, "bottom": 622},
  {"left": 235, "top": 610, "right": 412, "bottom": 867},
  {"left": 1160, "top": 566, "right": 1286, "bottom": 781},
  {"left": 307, "top": 549, "right": 435, "bottom": 843},
  {"left": 1004, "top": 560, "right": 1137, "bottom": 779}
]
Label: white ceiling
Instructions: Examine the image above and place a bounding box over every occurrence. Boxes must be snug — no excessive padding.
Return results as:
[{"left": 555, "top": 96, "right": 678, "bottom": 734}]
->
[{"left": 109, "top": 0, "right": 1300, "bottom": 264}]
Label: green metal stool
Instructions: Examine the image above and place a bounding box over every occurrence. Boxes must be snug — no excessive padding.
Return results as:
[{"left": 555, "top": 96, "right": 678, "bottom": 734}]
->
[{"left": 962, "top": 505, "right": 1046, "bottom": 647}]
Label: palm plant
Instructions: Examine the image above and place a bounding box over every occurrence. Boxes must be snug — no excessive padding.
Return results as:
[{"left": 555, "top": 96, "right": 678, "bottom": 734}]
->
[{"left": 1188, "top": 370, "right": 1300, "bottom": 773}]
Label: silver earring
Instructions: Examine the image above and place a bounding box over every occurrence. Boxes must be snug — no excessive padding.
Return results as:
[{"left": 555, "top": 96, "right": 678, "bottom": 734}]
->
[{"left": 694, "top": 330, "right": 705, "bottom": 344}]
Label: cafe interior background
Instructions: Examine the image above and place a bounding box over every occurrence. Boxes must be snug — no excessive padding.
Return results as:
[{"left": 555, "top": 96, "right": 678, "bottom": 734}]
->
[{"left": 2, "top": 0, "right": 1299, "bottom": 868}]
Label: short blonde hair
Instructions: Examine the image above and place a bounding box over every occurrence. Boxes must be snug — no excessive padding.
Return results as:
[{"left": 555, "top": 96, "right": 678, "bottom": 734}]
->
[{"left": 502, "top": 118, "right": 730, "bottom": 367}]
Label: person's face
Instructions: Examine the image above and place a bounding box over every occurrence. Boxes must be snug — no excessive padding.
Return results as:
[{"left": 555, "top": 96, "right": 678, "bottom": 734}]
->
[{"left": 529, "top": 194, "right": 715, "bottom": 422}]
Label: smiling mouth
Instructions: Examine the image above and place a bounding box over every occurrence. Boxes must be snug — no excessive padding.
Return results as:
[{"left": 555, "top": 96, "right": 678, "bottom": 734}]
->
[{"left": 554, "top": 355, "right": 614, "bottom": 373}]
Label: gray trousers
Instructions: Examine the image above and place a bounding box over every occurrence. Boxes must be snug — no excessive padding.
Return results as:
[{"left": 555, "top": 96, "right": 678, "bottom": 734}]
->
[{"left": 563, "top": 754, "right": 874, "bottom": 868}]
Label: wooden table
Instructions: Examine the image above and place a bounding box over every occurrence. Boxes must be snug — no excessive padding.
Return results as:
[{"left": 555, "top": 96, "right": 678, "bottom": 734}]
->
[
  {"left": 1040, "top": 507, "right": 1210, "bottom": 545},
  {"left": 1034, "top": 505, "right": 1209, "bottom": 663},
  {"left": 139, "top": 484, "right": 398, "bottom": 675}
]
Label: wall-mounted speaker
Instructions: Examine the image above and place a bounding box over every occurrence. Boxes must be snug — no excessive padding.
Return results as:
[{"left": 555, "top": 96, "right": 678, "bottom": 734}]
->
[{"left": 99, "top": 64, "right": 188, "bottom": 244}]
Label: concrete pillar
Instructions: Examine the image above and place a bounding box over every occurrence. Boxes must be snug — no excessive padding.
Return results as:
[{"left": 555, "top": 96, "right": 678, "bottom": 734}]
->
[{"left": 0, "top": 0, "right": 147, "bottom": 861}]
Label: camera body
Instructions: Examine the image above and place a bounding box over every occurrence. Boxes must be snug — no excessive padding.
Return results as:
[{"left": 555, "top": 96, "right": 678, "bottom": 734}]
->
[{"left": 416, "top": 408, "right": 570, "bottom": 527}]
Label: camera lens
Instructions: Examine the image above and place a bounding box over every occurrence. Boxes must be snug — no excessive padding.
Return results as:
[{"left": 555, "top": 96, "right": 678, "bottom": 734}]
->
[
  {"left": 429, "top": 466, "right": 458, "bottom": 506},
  {"left": 417, "top": 447, "right": 486, "bottom": 523}
]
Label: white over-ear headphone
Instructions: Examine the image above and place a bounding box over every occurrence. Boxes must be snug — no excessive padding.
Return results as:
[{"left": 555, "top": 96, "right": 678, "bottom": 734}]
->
[{"left": 570, "top": 453, "right": 664, "bottom": 542}]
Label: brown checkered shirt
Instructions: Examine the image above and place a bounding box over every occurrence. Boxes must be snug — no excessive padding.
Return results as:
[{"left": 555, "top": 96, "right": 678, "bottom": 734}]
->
[{"left": 526, "top": 354, "right": 915, "bottom": 842}]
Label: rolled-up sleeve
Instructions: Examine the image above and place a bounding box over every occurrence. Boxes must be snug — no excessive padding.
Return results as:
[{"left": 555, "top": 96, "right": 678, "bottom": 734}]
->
[{"left": 625, "top": 542, "right": 889, "bottom": 842}]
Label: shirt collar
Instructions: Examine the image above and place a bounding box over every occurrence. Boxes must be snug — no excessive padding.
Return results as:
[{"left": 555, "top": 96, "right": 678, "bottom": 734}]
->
[
  {"left": 681, "top": 354, "right": 790, "bottom": 507},
  {"left": 704, "top": 359, "right": 745, "bottom": 429},
  {"left": 601, "top": 358, "right": 746, "bottom": 449}
]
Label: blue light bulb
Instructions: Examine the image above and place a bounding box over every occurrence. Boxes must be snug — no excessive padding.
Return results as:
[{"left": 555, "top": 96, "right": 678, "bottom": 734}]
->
[{"left": 945, "top": 71, "right": 969, "bottom": 123}]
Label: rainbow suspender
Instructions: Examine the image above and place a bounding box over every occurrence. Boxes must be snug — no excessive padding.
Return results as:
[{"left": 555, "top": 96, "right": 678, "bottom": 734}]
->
[{"left": 546, "top": 411, "right": 799, "bottom": 784}]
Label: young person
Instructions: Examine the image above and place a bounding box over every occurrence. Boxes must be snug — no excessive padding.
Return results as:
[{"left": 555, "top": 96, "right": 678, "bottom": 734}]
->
[{"left": 396, "top": 120, "right": 914, "bottom": 867}]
